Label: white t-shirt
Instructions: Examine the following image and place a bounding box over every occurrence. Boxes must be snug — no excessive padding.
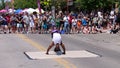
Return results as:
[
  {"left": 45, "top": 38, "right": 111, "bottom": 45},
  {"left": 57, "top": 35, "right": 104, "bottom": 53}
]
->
[
  {"left": 23, "top": 15, "right": 29, "bottom": 24},
  {"left": 72, "top": 19, "right": 77, "bottom": 26},
  {"left": 98, "top": 11, "right": 101, "bottom": 17},
  {"left": 110, "top": 10, "right": 114, "bottom": 15},
  {"left": 63, "top": 16, "right": 69, "bottom": 22},
  {"left": 109, "top": 15, "right": 115, "bottom": 20},
  {"left": 52, "top": 33, "right": 62, "bottom": 45},
  {"left": 29, "top": 16, "right": 34, "bottom": 27}
]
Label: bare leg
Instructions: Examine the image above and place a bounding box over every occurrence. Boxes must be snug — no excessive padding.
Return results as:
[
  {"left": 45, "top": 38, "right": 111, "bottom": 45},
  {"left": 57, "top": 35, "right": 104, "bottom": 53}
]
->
[
  {"left": 46, "top": 42, "right": 54, "bottom": 54},
  {"left": 60, "top": 42, "right": 66, "bottom": 54}
]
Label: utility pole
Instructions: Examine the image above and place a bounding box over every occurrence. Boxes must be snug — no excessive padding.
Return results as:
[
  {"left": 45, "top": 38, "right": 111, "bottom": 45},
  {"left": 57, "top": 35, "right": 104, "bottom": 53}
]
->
[
  {"left": 51, "top": 0, "right": 55, "bottom": 19},
  {"left": 67, "top": 0, "right": 68, "bottom": 12},
  {"left": 67, "top": 0, "right": 73, "bottom": 13}
]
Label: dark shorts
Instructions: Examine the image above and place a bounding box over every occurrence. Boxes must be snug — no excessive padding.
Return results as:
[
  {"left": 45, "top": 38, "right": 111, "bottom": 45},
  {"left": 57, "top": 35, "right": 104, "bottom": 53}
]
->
[{"left": 2, "top": 21, "right": 8, "bottom": 25}]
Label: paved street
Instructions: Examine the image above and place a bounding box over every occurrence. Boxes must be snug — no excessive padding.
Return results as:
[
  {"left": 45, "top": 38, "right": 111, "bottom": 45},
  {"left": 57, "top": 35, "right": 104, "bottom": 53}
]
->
[{"left": 0, "top": 33, "right": 120, "bottom": 68}]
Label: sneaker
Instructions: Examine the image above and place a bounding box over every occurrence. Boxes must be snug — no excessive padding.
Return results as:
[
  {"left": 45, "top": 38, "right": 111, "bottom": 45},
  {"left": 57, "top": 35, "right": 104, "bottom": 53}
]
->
[
  {"left": 62, "top": 52, "right": 66, "bottom": 54},
  {"left": 4, "top": 32, "right": 6, "bottom": 34},
  {"left": 46, "top": 52, "right": 49, "bottom": 55}
]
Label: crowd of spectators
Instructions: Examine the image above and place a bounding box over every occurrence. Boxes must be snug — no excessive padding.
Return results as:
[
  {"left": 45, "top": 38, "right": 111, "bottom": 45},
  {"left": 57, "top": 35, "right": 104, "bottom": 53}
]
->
[{"left": 0, "top": 10, "right": 120, "bottom": 34}]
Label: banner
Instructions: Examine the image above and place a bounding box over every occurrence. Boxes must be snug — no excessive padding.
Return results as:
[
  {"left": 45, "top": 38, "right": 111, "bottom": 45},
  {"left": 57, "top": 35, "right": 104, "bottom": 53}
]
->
[
  {"left": 5, "top": 2, "right": 9, "bottom": 12},
  {"left": 11, "top": 0, "right": 14, "bottom": 13},
  {"left": 37, "top": 0, "right": 41, "bottom": 13}
]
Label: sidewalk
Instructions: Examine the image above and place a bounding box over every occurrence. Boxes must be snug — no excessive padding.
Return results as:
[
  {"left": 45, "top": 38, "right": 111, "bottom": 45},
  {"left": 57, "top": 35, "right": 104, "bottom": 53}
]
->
[{"left": 64, "top": 33, "right": 120, "bottom": 45}]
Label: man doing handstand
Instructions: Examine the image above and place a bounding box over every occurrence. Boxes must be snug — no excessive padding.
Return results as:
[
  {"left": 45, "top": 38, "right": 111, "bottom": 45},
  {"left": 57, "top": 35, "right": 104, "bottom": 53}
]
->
[{"left": 46, "top": 30, "right": 66, "bottom": 55}]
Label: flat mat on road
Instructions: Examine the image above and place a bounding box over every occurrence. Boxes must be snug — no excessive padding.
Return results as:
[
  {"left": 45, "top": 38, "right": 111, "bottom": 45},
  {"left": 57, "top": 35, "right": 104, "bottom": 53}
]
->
[{"left": 24, "top": 50, "right": 99, "bottom": 60}]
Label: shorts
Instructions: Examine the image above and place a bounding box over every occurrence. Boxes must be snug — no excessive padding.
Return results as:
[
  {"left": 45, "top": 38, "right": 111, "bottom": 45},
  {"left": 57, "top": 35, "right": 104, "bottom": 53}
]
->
[
  {"left": 1, "top": 24, "right": 7, "bottom": 28},
  {"left": 17, "top": 23, "right": 22, "bottom": 28},
  {"left": 2, "top": 21, "right": 8, "bottom": 25},
  {"left": 52, "top": 33, "right": 62, "bottom": 45},
  {"left": 43, "top": 24, "right": 47, "bottom": 29},
  {"left": 30, "top": 22, "right": 34, "bottom": 27},
  {"left": 52, "top": 38, "right": 62, "bottom": 45}
]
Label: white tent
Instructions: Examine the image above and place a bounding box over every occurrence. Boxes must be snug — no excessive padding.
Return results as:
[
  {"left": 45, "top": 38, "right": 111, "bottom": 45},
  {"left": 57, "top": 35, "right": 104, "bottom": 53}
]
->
[
  {"left": 35, "top": 8, "right": 45, "bottom": 14},
  {"left": 20, "top": 8, "right": 45, "bottom": 14},
  {"left": 26, "top": 8, "right": 36, "bottom": 14}
]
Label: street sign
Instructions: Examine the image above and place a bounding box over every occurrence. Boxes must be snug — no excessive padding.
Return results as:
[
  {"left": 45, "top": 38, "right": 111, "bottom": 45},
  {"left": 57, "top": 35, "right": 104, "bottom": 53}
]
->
[{"left": 67, "top": 0, "right": 73, "bottom": 6}]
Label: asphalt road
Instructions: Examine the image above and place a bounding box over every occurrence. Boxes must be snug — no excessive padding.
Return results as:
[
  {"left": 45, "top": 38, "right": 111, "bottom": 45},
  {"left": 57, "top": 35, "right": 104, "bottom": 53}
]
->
[{"left": 0, "top": 33, "right": 120, "bottom": 68}]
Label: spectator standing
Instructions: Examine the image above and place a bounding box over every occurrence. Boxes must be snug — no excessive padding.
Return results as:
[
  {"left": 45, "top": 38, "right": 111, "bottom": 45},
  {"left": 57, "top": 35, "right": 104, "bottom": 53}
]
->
[{"left": 23, "top": 12, "right": 30, "bottom": 33}]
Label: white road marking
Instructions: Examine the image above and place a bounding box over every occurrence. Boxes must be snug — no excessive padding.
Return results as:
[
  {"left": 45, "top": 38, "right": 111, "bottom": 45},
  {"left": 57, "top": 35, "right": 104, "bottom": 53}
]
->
[{"left": 24, "top": 50, "right": 99, "bottom": 60}]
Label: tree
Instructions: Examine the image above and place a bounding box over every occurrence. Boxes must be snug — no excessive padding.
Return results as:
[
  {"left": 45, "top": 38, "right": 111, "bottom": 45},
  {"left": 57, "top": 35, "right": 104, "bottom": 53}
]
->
[
  {"left": 2, "top": 0, "right": 67, "bottom": 11},
  {"left": 1, "top": 0, "right": 118, "bottom": 12},
  {"left": 40, "top": 0, "right": 67, "bottom": 11},
  {"left": 74, "top": 0, "right": 116, "bottom": 12},
  {"left": 0, "top": 0, "right": 6, "bottom": 10},
  {"left": 14, "top": 0, "right": 37, "bottom": 9}
]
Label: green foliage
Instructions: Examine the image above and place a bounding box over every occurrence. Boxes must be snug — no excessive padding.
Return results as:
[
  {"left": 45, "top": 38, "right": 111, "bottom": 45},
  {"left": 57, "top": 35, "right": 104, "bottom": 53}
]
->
[
  {"left": 14, "top": 0, "right": 37, "bottom": 9},
  {"left": 0, "top": 0, "right": 119, "bottom": 11},
  {"left": 75, "top": 0, "right": 117, "bottom": 11},
  {"left": 41, "top": 0, "right": 66, "bottom": 11},
  {"left": 0, "top": 0, "right": 6, "bottom": 10}
]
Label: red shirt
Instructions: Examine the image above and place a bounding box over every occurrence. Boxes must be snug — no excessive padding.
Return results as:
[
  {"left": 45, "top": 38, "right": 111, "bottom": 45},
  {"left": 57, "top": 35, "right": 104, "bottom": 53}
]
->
[{"left": 5, "top": 16, "right": 10, "bottom": 23}]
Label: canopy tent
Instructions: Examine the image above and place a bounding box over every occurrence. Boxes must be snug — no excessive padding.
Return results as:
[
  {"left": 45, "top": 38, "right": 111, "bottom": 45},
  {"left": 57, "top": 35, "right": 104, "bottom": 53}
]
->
[
  {"left": 0, "top": 8, "right": 45, "bottom": 14},
  {"left": 35, "top": 8, "right": 45, "bottom": 14},
  {"left": 22, "top": 8, "right": 45, "bottom": 14},
  {"left": 0, "top": 9, "right": 7, "bottom": 13},
  {"left": 15, "top": 9, "right": 23, "bottom": 14},
  {"left": 8, "top": 9, "right": 15, "bottom": 14},
  {"left": 26, "top": 8, "right": 36, "bottom": 14},
  {"left": 22, "top": 8, "right": 28, "bottom": 13}
]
